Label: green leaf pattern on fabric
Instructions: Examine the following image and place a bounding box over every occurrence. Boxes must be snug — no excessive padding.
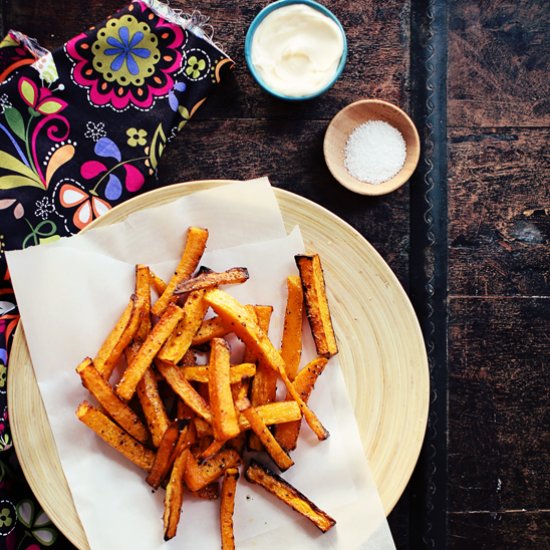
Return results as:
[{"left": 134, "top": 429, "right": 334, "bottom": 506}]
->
[{"left": 4, "top": 107, "right": 25, "bottom": 140}]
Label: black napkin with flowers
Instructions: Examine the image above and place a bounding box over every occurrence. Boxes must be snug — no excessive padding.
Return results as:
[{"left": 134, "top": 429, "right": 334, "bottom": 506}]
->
[{"left": 0, "top": 1, "right": 232, "bottom": 547}]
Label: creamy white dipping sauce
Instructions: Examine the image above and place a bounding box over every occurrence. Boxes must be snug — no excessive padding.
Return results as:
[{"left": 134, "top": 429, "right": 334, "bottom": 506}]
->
[{"left": 250, "top": 3, "right": 345, "bottom": 97}]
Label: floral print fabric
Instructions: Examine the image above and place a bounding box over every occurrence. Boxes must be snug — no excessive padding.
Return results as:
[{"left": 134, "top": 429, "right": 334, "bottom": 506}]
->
[{"left": 0, "top": 1, "right": 232, "bottom": 548}]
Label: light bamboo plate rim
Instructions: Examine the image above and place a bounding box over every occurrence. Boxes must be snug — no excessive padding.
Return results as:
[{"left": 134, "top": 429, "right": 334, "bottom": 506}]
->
[
  {"left": 324, "top": 99, "right": 421, "bottom": 196},
  {"left": 8, "top": 180, "right": 429, "bottom": 549}
]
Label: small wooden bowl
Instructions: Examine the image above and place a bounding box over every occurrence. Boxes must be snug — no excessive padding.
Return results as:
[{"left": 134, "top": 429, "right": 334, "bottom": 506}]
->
[{"left": 324, "top": 99, "right": 420, "bottom": 196}]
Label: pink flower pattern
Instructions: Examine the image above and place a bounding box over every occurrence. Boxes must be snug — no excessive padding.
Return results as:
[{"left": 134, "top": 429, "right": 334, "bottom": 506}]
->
[{"left": 65, "top": 1, "right": 185, "bottom": 111}]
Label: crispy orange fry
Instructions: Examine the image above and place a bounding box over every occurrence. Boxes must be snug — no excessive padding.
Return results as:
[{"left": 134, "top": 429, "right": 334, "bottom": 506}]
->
[
  {"left": 249, "top": 402, "right": 302, "bottom": 427},
  {"left": 146, "top": 422, "right": 194, "bottom": 490},
  {"left": 136, "top": 367, "right": 170, "bottom": 448},
  {"left": 156, "top": 360, "right": 212, "bottom": 422},
  {"left": 76, "top": 357, "right": 149, "bottom": 444},
  {"left": 157, "top": 289, "right": 209, "bottom": 364},
  {"left": 194, "top": 401, "right": 302, "bottom": 435},
  {"left": 135, "top": 264, "right": 152, "bottom": 343},
  {"left": 204, "top": 289, "right": 329, "bottom": 441},
  {"left": 220, "top": 468, "right": 239, "bottom": 550},
  {"left": 76, "top": 401, "right": 154, "bottom": 470},
  {"left": 146, "top": 421, "right": 181, "bottom": 489},
  {"left": 209, "top": 338, "right": 240, "bottom": 441},
  {"left": 175, "top": 267, "right": 249, "bottom": 294},
  {"left": 152, "top": 226, "right": 208, "bottom": 317},
  {"left": 163, "top": 447, "right": 189, "bottom": 541},
  {"left": 248, "top": 306, "right": 277, "bottom": 406},
  {"left": 231, "top": 377, "right": 250, "bottom": 405},
  {"left": 94, "top": 300, "right": 130, "bottom": 376},
  {"left": 191, "top": 316, "right": 232, "bottom": 346},
  {"left": 75, "top": 229, "right": 341, "bottom": 544},
  {"left": 280, "top": 275, "right": 303, "bottom": 380},
  {"left": 116, "top": 302, "right": 184, "bottom": 401},
  {"left": 199, "top": 438, "right": 226, "bottom": 460},
  {"left": 193, "top": 416, "right": 212, "bottom": 439},
  {"left": 247, "top": 305, "right": 276, "bottom": 451},
  {"left": 245, "top": 460, "right": 336, "bottom": 533},
  {"left": 184, "top": 449, "right": 241, "bottom": 492},
  {"left": 150, "top": 270, "right": 167, "bottom": 295},
  {"left": 275, "top": 357, "right": 328, "bottom": 451},
  {"left": 182, "top": 363, "right": 256, "bottom": 384},
  {"left": 295, "top": 254, "right": 338, "bottom": 358},
  {"left": 95, "top": 294, "right": 144, "bottom": 380},
  {"left": 238, "top": 398, "right": 293, "bottom": 471}
]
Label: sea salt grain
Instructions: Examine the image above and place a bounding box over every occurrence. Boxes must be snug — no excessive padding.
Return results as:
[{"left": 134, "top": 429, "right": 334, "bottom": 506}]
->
[{"left": 344, "top": 120, "right": 407, "bottom": 184}]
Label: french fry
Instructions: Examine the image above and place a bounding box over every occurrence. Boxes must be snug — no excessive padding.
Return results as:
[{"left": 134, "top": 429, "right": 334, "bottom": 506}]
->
[
  {"left": 95, "top": 294, "right": 144, "bottom": 380},
  {"left": 231, "top": 377, "right": 250, "bottom": 406},
  {"left": 247, "top": 402, "right": 302, "bottom": 428},
  {"left": 248, "top": 305, "right": 277, "bottom": 406},
  {"left": 230, "top": 360, "right": 251, "bottom": 454},
  {"left": 199, "top": 438, "right": 226, "bottom": 460},
  {"left": 135, "top": 264, "right": 152, "bottom": 343},
  {"left": 194, "top": 401, "right": 302, "bottom": 436},
  {"left": 172, "top": 421, "right": 196, "bottom": 459},
  {"left": 295, "top": 254, "right": 338, "bottom": 358},
  {"left": 76, "top": 401, "right": 154, "bottom": 470},
  {"left": 157, "top": 289, "right": 209, "bottom": 364},
  {"left": 156, "top": 360, "right": 212, "bottom": 422},
  {"left": 247, "top": 305, "right": 276, "bottom": 451},
  {"left": 136, "top": 367, "right": 170, "bottom": 448},
  {"left": 184, "top": 449, "right": 241, "bottom": 492},
  {"left": 204, "top": 289, "right": 329, "bottom": 441},
  {"left": 275, "top": 357, "right": 328, "bottom": 451},
  {"left": 191, "top": 315, "right": 232, "bottom": 346},
  {"left": 220, "top": 468, "right": 239, "bottom": 550},
  {"left": 150, "top": 270, "right": 167, "bottom": 296},
  {"left": 146, "top": 421, "right": 181, "bottom": 489},
  {"left": 152, "top": 226, "right": 208, "bottom": 317},
  {"left": 182, "top": 363, "right": 256, "bottom": 384},
  {"left": 174, "top": 267, "right": 249, "bottom": 294},
  {"left": 163, "top": 447, "right": 189, "bottom": 541},
  {"left": 76, "top": 357, "right": 149, "bottom": 444},
  {"left": 116, "top": 302, "right": 184, "bottom": 401},
  {"left": 209, "top": 338, "right": 241, "bottom": 441},
  {"left": 280, "top": 275, "right": 303, "bottom": 380},
  {"left": 75, "top": 228, "right": 341, "bottom": 544},
  {"left": 245, "top": 460, "right": 336, "bottom": 533},
  {"left": 238, "top": 398, "right": 293, "bottom": 471}
]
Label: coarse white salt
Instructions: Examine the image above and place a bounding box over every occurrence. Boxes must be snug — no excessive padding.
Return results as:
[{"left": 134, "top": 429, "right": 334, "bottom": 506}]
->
[{"left": 344, "top": 120, "right": 407, "bottom": 184}]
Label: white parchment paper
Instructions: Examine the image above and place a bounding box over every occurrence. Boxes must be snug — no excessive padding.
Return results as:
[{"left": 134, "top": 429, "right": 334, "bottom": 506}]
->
[{"left": 7, "top": 178, "right": 395, "bottom": 550}]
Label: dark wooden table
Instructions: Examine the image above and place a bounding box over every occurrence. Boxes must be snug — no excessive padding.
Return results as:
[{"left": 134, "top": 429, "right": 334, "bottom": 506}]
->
[{"left": 2, "top": 1, "right": 548, "bottom": 548}]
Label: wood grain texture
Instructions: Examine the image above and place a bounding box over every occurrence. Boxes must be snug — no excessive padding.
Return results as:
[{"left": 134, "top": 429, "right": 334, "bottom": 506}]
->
[
  {"left": 448, "top": 0, "right": 550, "bottom": 127},
  {"left": 448, "top": 297, "right": 549, "bottom": 513},
  {"left": 448, "top": 511, "right": 550, "bottom": 550},
  {"left": 448, "top": 127, "right": 550, "bottom": 296}
]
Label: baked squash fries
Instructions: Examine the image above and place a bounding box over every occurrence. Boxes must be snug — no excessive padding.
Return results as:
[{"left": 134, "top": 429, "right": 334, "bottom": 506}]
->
[{"left": 75, "top": 226, "right": 339, "bottom": 544}]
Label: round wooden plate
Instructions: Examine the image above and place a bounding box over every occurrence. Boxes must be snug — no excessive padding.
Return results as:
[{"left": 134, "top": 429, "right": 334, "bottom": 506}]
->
[{"left": 8, "top": 180, "right": 429, "bottom": 549}]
